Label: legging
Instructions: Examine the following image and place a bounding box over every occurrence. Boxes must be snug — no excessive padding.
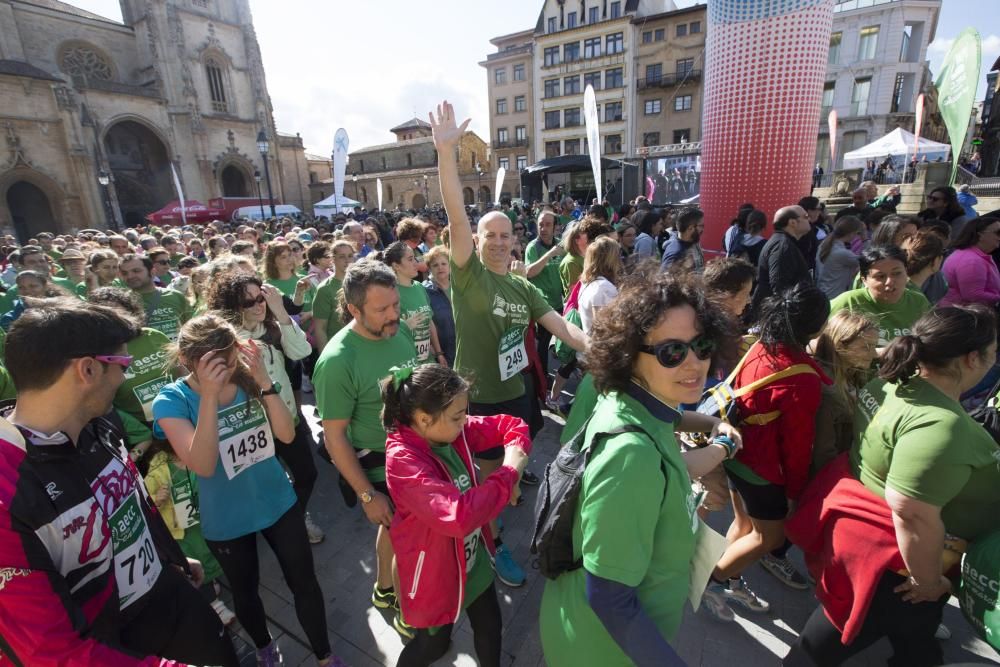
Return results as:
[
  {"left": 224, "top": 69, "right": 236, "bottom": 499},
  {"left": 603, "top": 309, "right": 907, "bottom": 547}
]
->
[
  {"left": 275, "top": 414, "right": 318, "bottom": 510},
  {"left": 397, "top": 583, "right": 502, "bottom": 667},
  {"left": 206, "top": 504, "right": 331, "bottom": 659}
]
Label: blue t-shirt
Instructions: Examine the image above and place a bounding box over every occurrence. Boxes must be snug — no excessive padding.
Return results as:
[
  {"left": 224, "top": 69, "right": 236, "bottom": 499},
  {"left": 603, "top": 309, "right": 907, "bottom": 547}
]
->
[{"left": 152, "top": 379, "right": 296, "bottom": 541}]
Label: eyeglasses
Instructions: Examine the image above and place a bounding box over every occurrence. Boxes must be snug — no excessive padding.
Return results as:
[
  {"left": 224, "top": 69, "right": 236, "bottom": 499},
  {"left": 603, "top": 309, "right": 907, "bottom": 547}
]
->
[
  {"left": 242, "top": 294, "right": 266, "bottom": 309},
  {"left": 75, "top": 354, "right": 133, "bottom": 369},
  {"left": 638, "top": 336, "right": 716, "bottom": 368}
]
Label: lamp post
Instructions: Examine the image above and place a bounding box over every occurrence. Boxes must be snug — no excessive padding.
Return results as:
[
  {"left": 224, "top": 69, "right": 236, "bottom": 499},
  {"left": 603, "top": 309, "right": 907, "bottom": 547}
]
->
[
  {"left": 352, "top": 172, "right": 359, "bottom": 203},
  {"left": 256, "top": 130, "right": 276, "bottom": 218},
  {"left": 253, "top": 170, "right": 265, "bottom": 221},
  {"left": 475, "top": 162, "right": 483, "bottom": 210},
  {"left": 97, "top": 169, "right": 115, "bottom": 231},
  {"left": 423, "top": 173, "right": 428, "bottom": 206}
]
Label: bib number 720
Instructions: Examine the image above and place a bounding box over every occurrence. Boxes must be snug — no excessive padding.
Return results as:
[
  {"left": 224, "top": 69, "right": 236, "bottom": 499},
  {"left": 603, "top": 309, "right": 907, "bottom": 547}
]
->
[{"left": 121, "top": 536, "right": 155, "bottom": 586}]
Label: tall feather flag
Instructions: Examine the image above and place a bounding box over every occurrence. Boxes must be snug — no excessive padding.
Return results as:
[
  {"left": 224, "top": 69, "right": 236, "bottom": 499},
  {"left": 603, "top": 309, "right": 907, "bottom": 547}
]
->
[
  {"left": 494, "top": 167, "right": 505, "bottom": 205},
  {"left": 934, "top": 28, "right": 981, "bottom": 183},
  {"left": 377, "top": 177, "right": 383, "bottom": 212},
  {"left": 828, "top": 110, "right": 838, "bottom": 169},
  {"left": 584, "top": 85, "right": 602, "bottom": 203},
  {"left": 333, "top": 128, "right": 349, "bottom": 214},
  {"left": 170, "top": 162, "right": 187, "bottom": 226}
]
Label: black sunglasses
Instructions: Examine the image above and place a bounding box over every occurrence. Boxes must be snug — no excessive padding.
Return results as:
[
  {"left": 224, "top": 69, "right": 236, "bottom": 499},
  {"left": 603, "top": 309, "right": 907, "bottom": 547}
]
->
[
  {"left": 638, "top": 336, "right": 716, "bottom": 368},
  {"left": 242, "top": 294, "right": 266, "bottom": 309}
]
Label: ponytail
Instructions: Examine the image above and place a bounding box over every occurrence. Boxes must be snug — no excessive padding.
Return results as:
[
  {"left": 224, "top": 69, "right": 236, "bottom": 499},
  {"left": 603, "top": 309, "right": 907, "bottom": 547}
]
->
[
  {"left": 877, "top": 334, "right": 922, "bottom": 384},
  {"left": 380, "top": 364, "right": 470, "bottom": 432}
]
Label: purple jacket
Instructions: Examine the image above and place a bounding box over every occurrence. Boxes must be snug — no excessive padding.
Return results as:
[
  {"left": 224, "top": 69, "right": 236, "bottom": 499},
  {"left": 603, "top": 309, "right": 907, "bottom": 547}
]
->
[{"left": 939, "top": 246, "right": 1000, "bottom": 307}]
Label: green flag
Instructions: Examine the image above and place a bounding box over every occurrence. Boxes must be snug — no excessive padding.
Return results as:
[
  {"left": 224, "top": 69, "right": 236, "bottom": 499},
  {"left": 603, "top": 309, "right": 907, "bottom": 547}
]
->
[{"left": 934, "top": 27, "right": 981, "bottom": 184}]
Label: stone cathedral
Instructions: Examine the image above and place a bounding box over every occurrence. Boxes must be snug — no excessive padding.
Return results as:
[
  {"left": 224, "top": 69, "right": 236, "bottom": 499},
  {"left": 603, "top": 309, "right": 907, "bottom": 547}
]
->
[{"left": 0, "top": 0, "right": 310, "bottom": 240}]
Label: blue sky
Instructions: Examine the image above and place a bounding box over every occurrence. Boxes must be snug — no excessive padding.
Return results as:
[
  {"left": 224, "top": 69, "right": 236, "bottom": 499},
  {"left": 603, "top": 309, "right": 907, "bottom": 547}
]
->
[{"left": 67, "top": 0, "right": 999, "bottom": 155}]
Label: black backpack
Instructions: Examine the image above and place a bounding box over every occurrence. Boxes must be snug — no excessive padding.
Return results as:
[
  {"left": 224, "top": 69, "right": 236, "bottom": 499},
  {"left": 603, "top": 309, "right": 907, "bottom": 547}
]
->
[
  {"left": 969, "top": 376, "right": 1000, "bottom": 445},
  {"left": 530, "top": 418, "right": 663, "bottom": 580}
]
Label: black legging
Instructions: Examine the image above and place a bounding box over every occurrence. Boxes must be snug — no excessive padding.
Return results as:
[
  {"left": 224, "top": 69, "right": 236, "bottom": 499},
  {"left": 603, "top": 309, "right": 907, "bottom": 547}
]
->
[
  {"left": 206, "top": 504, "right": 330, "bottom": 659},
  {"left": 275, "top": 414, "right": 318, "bottom": 510},
  {"left": 783, "top": 571, "right": 946, "bottom": 667},
  {"left": 397, "top": 583, "right": 502, "bottom": 667}
]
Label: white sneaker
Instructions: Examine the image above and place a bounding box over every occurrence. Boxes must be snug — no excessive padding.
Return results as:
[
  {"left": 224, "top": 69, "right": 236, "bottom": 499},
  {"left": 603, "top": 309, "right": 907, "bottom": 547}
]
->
[
  {"left": 702, "top": 582, "right": 736, "bottom": 622},
  {"left": 211, "top": 598, "right": 236, "bottom": 625},
  {"left": 304, "top": 512, "right": 325, "bottom": 544},
  {"left": 725, "top": 576, "right": 770, "bottom": 613},
  {"left": 301, "top": 374, "right": 314, "bottom": 394}
]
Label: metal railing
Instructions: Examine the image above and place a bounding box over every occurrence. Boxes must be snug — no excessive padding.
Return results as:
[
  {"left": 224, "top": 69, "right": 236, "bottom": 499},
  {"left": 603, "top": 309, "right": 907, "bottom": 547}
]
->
[
  {"left": 636, "top": 70, "right": 702, "bottom": 90},
  {"left": 492, "top": 138, "right": 530, "bottom": 149}
]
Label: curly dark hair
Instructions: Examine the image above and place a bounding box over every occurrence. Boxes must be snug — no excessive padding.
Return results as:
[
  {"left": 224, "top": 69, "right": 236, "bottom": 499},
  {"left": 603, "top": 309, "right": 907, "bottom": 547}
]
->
[
  {"left": 587, "top": 273, "right": 735, "bottom": 394},
  {"left": 204, "top": 271, "right": 282, "bottom": 346},
  {"left": 87, "top": 286, "right": 146, "bottom": 322}
]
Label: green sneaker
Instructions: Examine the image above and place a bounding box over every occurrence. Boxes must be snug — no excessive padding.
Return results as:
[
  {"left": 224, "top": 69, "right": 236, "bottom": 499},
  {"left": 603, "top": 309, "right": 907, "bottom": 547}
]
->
[
  {"left": 393, "top": 610, "right": 415, "bottom": 640},
  {"left": 371, "top": 584, "right": 398, "bottom": 610}
]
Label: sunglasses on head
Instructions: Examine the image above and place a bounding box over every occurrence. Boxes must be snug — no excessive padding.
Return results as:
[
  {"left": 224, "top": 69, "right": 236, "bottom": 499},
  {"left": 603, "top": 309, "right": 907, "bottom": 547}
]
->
[
  {"left": 638, "top": 336, "right": 716, "bottom": 368},
  {"left": 75, "top": 353, "right": 133, "bottom": 369},
  {"left": 242, "top": 294, "right": 266, "bottom": 309}
]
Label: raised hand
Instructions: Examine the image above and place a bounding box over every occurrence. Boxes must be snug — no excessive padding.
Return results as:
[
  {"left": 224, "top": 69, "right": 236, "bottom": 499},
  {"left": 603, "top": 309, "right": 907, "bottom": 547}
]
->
[
  {"left": 239, "top": 339, "right": 271, "bottom": 388},
  {"left": 428, "top": 100, "right": 471, "bottom": 152},
  {"left": 195, "top": 350, "right": 230, "bottom": 400}
]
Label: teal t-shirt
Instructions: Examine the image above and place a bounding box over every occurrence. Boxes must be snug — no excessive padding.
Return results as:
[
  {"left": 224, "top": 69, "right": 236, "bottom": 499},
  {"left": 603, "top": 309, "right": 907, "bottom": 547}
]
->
[
  {"left": 829, "top": 287, "right": 930, "bottom": 347},
  {"left": 398, "top": 282, "right": 434, "bottom": 362},
  {"left": 152, "top": 381, "right": 297, "bottom": 541}
]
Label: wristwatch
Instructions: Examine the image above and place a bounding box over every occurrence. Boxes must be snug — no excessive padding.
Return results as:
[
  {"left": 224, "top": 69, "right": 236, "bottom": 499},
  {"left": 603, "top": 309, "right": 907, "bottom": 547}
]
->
[
  {"left": 360, "top": 489, "right": 376, "bottom": 504},
  {"left": 260, "top": 381, "right": 282, "bottom": 397}
]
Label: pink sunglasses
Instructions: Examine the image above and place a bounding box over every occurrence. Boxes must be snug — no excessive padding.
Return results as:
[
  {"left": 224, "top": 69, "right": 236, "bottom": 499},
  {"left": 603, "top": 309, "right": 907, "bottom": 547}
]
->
[{"left": 87, "top": 354, "right": 133, "bottom": 369}]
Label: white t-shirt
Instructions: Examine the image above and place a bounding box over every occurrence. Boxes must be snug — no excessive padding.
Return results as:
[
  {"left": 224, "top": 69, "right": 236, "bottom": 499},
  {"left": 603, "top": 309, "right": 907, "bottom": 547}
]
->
[{"left": 578, "top": 277, "right": 619, "bottom": 334}]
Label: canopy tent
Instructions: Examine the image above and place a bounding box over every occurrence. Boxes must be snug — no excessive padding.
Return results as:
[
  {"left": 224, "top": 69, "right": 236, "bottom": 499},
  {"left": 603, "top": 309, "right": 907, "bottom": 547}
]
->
[
  {"left": 145, "top": 199, "right": 227, "bottom": 225},
  {"left": 313, "top": 193, "right": 361, "bottom": 216},
  {"left": 842, "top": 127, "right": 951, "bottom": 169}
]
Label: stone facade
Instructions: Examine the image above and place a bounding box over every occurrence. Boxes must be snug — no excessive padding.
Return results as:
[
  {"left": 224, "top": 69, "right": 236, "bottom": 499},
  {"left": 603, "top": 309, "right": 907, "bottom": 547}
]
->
[{"left": 0, "top": 0, "right": 308, "bottom": 240}]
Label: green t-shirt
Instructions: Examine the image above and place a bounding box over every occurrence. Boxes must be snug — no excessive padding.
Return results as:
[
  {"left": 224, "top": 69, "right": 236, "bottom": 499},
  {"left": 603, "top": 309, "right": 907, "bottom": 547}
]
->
[
  {"left": 50, "top": 276, "right": 86, "bottom": 298},
  {"left": 829, "top": 287, "right": 930, "bottom": 347},
  {"left": 450, "top": 253, "right": 553, "bottom": 404},
  {"left": 851, "top": 377, "right": 1000, "bottom": 541},
  {"left": 429, "top": 444, "right": 492, "bottom": 621},
  {"left": 540, "top": 389, "right": 698, "bottom": 665},
  {"left": 398, "top": 282, "right": 433, "bottom": 362},
  {"left": 525, "top": 238, "right": 563, "bottom": 311},
  {"left": 116, "top": 408, "right": 152, "bottom": 449},
  {"left": 313, "top": 326, "right": 418, "bottom": 483},
  {"left": 312, "top": 276, "right": 345, "bottom": 342},
  {"left": 267, "top": 276, "right": 313, "bottom": 312},
  {"left": 0, "top": 364, "right": 15, "bottom": 401},
  {"left": 116, "top": 328, "right": 173, "bottom": 424},
  {"left": 559, "top": 254, "right": 584, "bottom": 297},
  {"left": 139, "top": 287, "right": 192, "bottom": 342},
  {"left": 169, "top": 253, "right": 187, "bottom": 268}
]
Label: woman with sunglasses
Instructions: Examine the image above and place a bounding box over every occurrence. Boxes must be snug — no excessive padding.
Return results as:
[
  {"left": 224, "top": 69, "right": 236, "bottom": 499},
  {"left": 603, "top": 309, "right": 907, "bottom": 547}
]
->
[
  {"left": 938, "top": 216, "right": 1000, "bottom": 308},
  {"left": 153, "top": 313, "right": 344, "bottom": 667},
  {"left": 918, "top": 186, "right": 969, "bottom": 241},
  {"left": 540, "top": 273, "right": 737, "bottom": 667},
  {"left": 703, "top": 284, "right": 831, "bottom": 620}
]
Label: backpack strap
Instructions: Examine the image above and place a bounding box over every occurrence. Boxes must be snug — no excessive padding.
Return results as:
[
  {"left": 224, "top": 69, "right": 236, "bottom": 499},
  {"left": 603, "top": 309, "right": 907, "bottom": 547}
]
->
[{"left": 732, "top": 363, "right": 818, "bottom": 398}]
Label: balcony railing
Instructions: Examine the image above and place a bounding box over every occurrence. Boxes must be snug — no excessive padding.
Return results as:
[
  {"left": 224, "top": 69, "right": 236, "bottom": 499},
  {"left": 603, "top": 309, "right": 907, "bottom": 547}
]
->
[
  {"left": 492, "top": 138, "right": 530, "bottom": 149},
  {"left": 636, "top": 70, "right": 702, "bottom": 90}
]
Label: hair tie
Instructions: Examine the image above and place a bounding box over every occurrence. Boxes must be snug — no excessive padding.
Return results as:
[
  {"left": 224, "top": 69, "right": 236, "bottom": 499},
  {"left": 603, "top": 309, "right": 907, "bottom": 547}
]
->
[{"left": 389, "top": 366, "right": 413, "bottom": 391}]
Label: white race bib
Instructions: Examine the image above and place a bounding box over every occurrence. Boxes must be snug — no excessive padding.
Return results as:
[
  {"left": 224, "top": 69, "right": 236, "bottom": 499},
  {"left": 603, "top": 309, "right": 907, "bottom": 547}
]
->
[
  {"left": 170, "top": 473, "right": 199, "bottom": 530},
  {"left": 463, "top": 528, "right": 482, "bottom": 573},
  {"left": 497, "top": 328, "right": 528, "bottom": 382},
  {"left": 216, "top": 400, "right": 275, "bottom": 480},
  {"left": 111, "top": 492, "right": 162, "bottom": 609}
]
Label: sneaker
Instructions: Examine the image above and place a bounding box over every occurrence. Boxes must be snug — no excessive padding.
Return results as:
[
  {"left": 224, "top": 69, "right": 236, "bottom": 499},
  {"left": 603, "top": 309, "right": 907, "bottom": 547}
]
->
[
  {"left": 935, "top": 623, "right": 951, "bottom": 640},
  {"left": 210, "top": 598, "right": 236, "bottom": 626},
  {"left": 520, "top": 469, "right": 540, "bottom": 486},
  {"left": 304, "top": 512, "right": 325, "bottom": 544},
  {"left": 301, "top": 374, "right": 314, "bottom": 394},
  {"left": 491, "top": 544, "right": 526, "bottom": 587},
  {"left": 701, "top": 582, "right": 736, "bottom": 622},
  {"left": 319, "top": 657, "right": 350, "bottom": 667},
  {"left": 393, "top": 611, "right": 415, "bottom": 640},
  {"left": 256, "top": 640, "right": 283, "bottom": 667},
  {"left": 725, "top": 577, "right": 770, "bottom": 613},
  {"left": 761, "top": 554, "right": 809, "bottom": 590},
  {"left": 545, "top": 397, "right": 564, "bottom": 416},
  {"left": 371, "top": 584, "right": 398, "bottom": 610}
]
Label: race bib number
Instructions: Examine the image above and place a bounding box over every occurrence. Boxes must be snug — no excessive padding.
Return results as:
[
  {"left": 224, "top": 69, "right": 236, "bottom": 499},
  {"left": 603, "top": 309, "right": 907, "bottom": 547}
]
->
[
  {"left": 217, "top": 400, "right": 275, "bottom": 480},
  {"left": 170, "top": 474, "right": 199, "bottom": 529},
  {"left": 111, "top": 492, "right": 162, "bottom": 609},
  {"left": 498, "top": 328, "right": 528, "bottom": 382},
  {"left": 132, "top": 376, "right": 171, "bottom": 421},
  {"left": 415, "top": 337, "right": 431, "bottom": 362},
  {"left": 463, "top": 528, "right": 482, "bottom": 573}
]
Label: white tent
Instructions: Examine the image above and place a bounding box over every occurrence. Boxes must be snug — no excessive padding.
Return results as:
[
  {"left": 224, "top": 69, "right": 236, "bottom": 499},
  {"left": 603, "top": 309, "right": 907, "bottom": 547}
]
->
[
  {"left": 843, "top": 127, "right": 950, "bottom": 169},
  {"left": 313, "top": 193, "right": 362, "bottom": 216}
]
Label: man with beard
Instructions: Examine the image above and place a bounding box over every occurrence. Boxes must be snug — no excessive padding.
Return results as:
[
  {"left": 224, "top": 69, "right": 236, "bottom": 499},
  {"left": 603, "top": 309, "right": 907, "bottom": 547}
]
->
[
  {"left": 660, "top": 208, "right": 706, "bottom": 272},
  {"left": 313, "top": 259, "right": 419, "bottom": 636},
  {"left": 119, "top": 254, "right": 191, "bottom": 342},
  {"left": 524, "top": 209, "right": 565, "bottom": 375}
]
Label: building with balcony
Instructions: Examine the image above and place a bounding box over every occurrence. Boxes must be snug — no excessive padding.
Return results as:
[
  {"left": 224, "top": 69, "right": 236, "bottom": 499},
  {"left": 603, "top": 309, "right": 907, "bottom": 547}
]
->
[{"left": 816, "top": 0, "right": 944, "bottom": 174}]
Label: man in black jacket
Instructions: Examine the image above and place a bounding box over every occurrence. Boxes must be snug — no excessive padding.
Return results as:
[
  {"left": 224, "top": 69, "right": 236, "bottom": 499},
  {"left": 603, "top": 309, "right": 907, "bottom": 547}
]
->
[{"left": 749, "top": 205, "right": 813, "bottom": 322}]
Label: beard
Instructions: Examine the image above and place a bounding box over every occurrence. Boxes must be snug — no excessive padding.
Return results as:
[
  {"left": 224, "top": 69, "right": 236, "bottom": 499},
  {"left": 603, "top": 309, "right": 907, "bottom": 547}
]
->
[{"left": 359, "top": 314, "right": 399, "bottom": 339}]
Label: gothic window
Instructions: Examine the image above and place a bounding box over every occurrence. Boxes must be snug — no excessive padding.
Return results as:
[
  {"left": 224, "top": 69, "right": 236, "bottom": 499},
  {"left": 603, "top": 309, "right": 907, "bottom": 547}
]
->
[
  {"left": 205, "top": 57, "right": 228, "bottom": 113},
  {"left": 58, "top": 43, "right": 114, "bottom": 84}
]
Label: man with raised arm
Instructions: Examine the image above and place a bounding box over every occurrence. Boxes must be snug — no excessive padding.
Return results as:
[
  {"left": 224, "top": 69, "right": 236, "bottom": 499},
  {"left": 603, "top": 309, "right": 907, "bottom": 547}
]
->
[{"left": 430, "top": 101, "right": 587, "bottom": 587}]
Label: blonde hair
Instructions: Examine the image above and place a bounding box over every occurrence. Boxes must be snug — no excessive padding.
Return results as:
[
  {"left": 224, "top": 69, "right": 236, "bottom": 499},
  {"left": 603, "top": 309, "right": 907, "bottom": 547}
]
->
[
  {"left": 424, "top": 244, "right": 449, "bottom": 269},
  {"left": 813, "top": 310, "right": 879, "bottom": 403},
  {"left": 581, "top": 236, "right": 622, "bottom": 286},
  {"left": 168, "top": 312, "right": 260, "bottom": 401}
]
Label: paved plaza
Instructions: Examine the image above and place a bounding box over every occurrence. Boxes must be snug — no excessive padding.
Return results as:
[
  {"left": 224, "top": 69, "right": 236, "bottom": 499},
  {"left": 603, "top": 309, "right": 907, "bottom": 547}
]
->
[{"left": 219, "top": 401, "right": 999, "bottom": 667}]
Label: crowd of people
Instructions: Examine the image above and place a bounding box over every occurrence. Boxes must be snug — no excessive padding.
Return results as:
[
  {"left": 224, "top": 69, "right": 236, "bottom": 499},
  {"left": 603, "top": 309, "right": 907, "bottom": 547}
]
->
[{"left": 0, "top": 99, "right": 998, "bottom": 667}]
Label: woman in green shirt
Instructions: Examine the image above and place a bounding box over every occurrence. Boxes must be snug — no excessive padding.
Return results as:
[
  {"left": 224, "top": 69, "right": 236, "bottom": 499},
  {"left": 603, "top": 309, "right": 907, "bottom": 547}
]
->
[
  {"left": 263, "top": 241, "right": 314, "bottom": 404},
  {"left": 377, "top": 242, "right": 444, "bottom": 365},
  {"left": 540, "top": 273, "right": 738, "bottom": 667}
]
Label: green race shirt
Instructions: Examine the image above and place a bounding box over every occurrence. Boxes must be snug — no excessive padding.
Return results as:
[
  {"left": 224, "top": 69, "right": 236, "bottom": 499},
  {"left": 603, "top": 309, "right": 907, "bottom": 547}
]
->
[
  {"left": 266, "top": 276, "right": 314, "bottom": 312},
  {"left": 525, "top": 238, "right": 563, "bottom": 311},
  {"left": 829, "top": 287, "right": 930, "bottom": 347},
  {"left": 312, "top": 276, "right": 345, "bottom": 341},
  {"left": 116, "top": 328, "right": 173, "bottom": 423},
  {"left": 559, "top": 254, "right": 584, "bottom": 297},
  {"left": 851, "top": 377, "right": 1000, "bottom": 540},
  {"left": 398, "top": 282, "right": 434, "bottom": 362},
  {"left": 450, "top": 253, "right": 553, "bottom": 404},
  {"left": 540, "top": 388, "right": 697, "bottom": 666},
  {"left": 139, "top": 287, "right": 192, "bottom": 342},
  {"left": 313, "top": 326, "right": 419, "bottom": 483}
]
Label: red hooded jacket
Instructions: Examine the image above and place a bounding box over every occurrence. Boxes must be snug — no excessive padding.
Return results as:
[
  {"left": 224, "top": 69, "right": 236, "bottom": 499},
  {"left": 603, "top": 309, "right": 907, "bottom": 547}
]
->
[{"left": 385, "top": 414, "right": 531, "bottom": 628}]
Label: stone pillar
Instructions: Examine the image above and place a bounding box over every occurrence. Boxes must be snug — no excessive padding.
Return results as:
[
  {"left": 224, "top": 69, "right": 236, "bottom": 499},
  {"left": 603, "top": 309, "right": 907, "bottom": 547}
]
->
[{"left": 700, "top": 0, "right": 835, "bottom": 251}]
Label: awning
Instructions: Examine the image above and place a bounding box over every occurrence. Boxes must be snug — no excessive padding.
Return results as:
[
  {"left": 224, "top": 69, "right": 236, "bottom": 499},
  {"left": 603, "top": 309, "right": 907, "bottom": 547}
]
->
[{"left": 145, "top": 199, "right": 227, "bottom": 225}]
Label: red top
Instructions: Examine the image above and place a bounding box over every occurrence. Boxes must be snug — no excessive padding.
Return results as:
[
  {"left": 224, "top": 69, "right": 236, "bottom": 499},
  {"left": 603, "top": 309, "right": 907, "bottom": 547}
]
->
[{"left": 732, "top": 341, "right": 831, "bottom": 500}]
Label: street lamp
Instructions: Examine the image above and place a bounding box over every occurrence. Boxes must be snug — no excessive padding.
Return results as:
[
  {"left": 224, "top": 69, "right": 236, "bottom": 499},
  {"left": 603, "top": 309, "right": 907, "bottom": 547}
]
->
[
  {"left": 97, "top": 169, "right": 115, "bottom": 231},
  {"left": 352, "top": 172, "right": 359, "bottom": 203},
  {"left": 423, "top": 173, "right": 428, "bottom": 205},
  {"left": 256, "top": 130, "right": 276, "bottom": 218},
  {"left": 475, "top": 162, "right": 483, "bottom": 209},
  {"left": 253, "top": 170, "right": 265, "bottom": 221}
]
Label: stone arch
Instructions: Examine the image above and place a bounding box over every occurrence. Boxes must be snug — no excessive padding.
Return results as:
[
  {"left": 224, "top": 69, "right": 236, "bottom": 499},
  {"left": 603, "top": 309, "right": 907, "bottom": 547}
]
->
[
  {"left": 0, "top": 167, "right": 67, "bottom": 242},
  {"left": 102, "top": 117, "right": 174, "bottom": 225},
  {"left": 463, "top": 187, "right": 474, "bottom": 205},
  {"left": 479, "top": 185, "right": 491, "bottom": 204},
  {"left": 56, "top": 40, "right": 117, "bottom": 85},
  {"left": 220, "top": 163, "right": 250, "bottom": 197},
  {"left": 411, "top": 193, "right": 426, "bottom": 209}
]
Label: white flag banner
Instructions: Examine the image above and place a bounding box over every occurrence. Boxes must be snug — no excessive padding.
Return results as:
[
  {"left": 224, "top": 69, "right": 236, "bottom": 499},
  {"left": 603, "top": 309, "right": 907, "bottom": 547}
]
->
[
  {"left": 170, "top": 162, "right": 187, "bottom": 226},
  {"left": 584, "top": 84, "right": 602, "bottom": 204},
  {"left": 494, "top": 167, "right": 505, "bottom": 205},
  {"left": 377, "top": 177, "right": 383, "bottom": 212},
  {"left": 333, "top": 128, "right": 349, "bottom": 213}
]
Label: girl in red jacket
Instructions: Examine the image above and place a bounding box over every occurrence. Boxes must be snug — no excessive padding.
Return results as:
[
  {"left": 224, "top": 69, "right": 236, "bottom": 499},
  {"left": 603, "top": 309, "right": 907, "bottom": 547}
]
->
[{"left": 382, "top": 364, "right": 530, "bottom": 667}]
